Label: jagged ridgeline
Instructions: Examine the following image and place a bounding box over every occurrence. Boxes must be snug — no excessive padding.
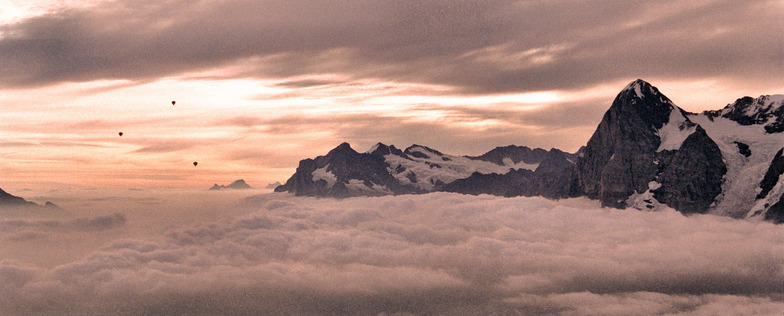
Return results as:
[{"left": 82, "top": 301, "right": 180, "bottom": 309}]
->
[{"left": 276, "top": 79, "right": 784, "bottom": 223}]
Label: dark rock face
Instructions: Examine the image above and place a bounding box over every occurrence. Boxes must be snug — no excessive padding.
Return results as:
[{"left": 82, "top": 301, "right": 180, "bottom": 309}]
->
[
  {"left": 533, "top": 149, "right": 577, "bottom": 199},
  {"left": 440, "top": 149, "right": 576, "bottom": 198},
  {"left": 574, "top": 79, "right": 726, "bottom": 212},
  {"left": 765, "top": 195, "right": 784, "bottom": 224},
  {"left": 574, "top": 79, "right": 674, "bottom": 207},
  {"left": 757, "top": 148, "right": 784, "bottom": 199},
  {"left": 440, "top": 169, "right": 537, "bottom": 197},
  {"left": 734, "top": 141, "right": 752, "bottom": 157},
  {"left": 652, "top": 126, "right": 726, "bottom": 213}
]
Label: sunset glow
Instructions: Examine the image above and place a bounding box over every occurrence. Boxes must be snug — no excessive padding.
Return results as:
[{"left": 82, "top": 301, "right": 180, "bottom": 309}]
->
[
  {"left": 2, "top": 1, "right": 784, "bottom": 314},
  {"left": 0, "top": 0, "right": 782, "bottom": 192}
]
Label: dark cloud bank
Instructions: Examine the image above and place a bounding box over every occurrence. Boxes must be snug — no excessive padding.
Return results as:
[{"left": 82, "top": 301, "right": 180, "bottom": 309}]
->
[
  {"left": 1, "top": 193, "right": 782, "bottom": 315},
  {"left": 1, "top": 0, "right": 782, "bottom": 92}
]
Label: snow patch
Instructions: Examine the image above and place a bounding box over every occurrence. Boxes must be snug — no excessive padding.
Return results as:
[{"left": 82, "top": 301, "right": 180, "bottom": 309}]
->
[
  {"left": 502, "top": 157, "right": 539, "bottom": 171},
  {"left": 767, "top": 94, "right": 784, "bottom": 105},
  {"left": 366, "top": 143, "right": 381, "bottom": 154},
  {"left": 345, "top": 179, "right": 392, "bottom": 194},
  {"left": 656, "top": 107, "right": 696, "bottom": 152},
  {"left": 384, "top": 149, "right": 536, "bottom": 191},
  {"left": 311, "top": 165, "right": 337, "bottom": 188},
  {"left": 626, "top": 181, "right": 665, "bottom": 211},
  {"left": 689, "top": 113, "right": 784, "bottom": 218},
  {"left": 624, "top": 80, "right": 644, "bottom": 98}
]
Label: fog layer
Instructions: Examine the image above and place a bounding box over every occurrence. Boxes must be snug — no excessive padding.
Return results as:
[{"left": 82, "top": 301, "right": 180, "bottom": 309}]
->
[{"left": 1, "top": 192, "right": 782, "bottom": 315}]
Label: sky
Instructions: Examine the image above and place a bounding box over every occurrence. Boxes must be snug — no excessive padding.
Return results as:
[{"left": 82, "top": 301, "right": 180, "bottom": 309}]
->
[
  {"left": 1, "top": 0, "right": 784, "bottom": 192},
  {"left": 1, "top": 192, "right": 782, "bottom": 314}
]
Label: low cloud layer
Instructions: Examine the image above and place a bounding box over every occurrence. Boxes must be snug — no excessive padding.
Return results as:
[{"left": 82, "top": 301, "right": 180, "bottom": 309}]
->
[{"left": 1, "top": 192, "right": 782, "bottom": 315}]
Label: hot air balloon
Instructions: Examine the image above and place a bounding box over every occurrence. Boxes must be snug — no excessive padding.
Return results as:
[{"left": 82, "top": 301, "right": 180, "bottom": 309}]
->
[
  {"left": 171, "top": 101, "right": 176, "bottom": 106},
  {"left": 118, "top": 132, "right": 123, "bottom": 137},
  {"left": 193, "top": 161, "right": 198, "bottom": 166}
]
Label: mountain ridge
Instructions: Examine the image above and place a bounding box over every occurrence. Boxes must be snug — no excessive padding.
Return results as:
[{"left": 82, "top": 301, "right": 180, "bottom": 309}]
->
[{"left": 276, "top": 79, "right": 784, "bottom": 223}]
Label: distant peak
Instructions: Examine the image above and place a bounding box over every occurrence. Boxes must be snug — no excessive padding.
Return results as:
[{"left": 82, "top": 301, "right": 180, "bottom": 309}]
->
[
  {"left": 611, "top": 79, "right": 680, "bottom": 130},
  {"left": 622, "top": 79, "right": 659, "bottom": 98},
  {"left": 626, "top": 78, "right": 650, "bottom": 87},
  {"left": 368, "top": 142, "right": 408, "bottom": 158},
  {"left": 618, "top": 79, "right": 674, "bottom": 106},
  {"left": 405, "top": 144, "right": 445, "bottom": 156},
  {"left": 328, "top": 142, "right": 357, "bottom": 155},
  {"left": 367, "top": 142, "right": 388, "bottom": 154}
]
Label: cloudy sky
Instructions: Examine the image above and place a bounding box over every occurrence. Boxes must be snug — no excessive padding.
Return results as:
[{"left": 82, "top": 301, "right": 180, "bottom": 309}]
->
[{"left": 1, "top": 0, "right": 783, "bottom": 191}]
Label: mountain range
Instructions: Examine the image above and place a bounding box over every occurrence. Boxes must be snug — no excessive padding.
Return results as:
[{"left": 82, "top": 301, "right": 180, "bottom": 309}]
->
[{"left": 276, "top": 79, "right": 784, "bottom": 224}]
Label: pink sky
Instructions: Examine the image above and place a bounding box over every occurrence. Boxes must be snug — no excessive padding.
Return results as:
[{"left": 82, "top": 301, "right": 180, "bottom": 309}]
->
[{"left": 1, "top": 0, "right": 783, "bottom": 192}]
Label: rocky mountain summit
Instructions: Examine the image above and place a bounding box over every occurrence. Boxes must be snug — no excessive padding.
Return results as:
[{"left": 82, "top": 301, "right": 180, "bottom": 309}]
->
[
  {"left": 276, "top": 79, "right": 784, "bottom": 223},
  {"left": 574, "top": 79, "right": 725, "bottom": 213}
]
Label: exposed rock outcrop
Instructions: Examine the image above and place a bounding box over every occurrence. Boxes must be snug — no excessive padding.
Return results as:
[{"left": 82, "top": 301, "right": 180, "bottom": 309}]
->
[{"left": 652, "top": 126, "right": 726, "bottom": 213}]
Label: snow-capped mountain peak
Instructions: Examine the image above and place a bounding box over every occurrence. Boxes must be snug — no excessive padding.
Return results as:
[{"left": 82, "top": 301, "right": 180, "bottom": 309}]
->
[
  {"left": 656, "top": 104, "right": 697, "bottom": 152},
  {"left": 622, "top": 79, "right": 674, "bottom": 104}
]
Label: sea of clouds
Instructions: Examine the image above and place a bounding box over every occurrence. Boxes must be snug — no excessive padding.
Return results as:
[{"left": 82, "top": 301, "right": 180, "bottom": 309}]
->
[{"left": 1, "top": 191, "right": 782, "bottom": 315}]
